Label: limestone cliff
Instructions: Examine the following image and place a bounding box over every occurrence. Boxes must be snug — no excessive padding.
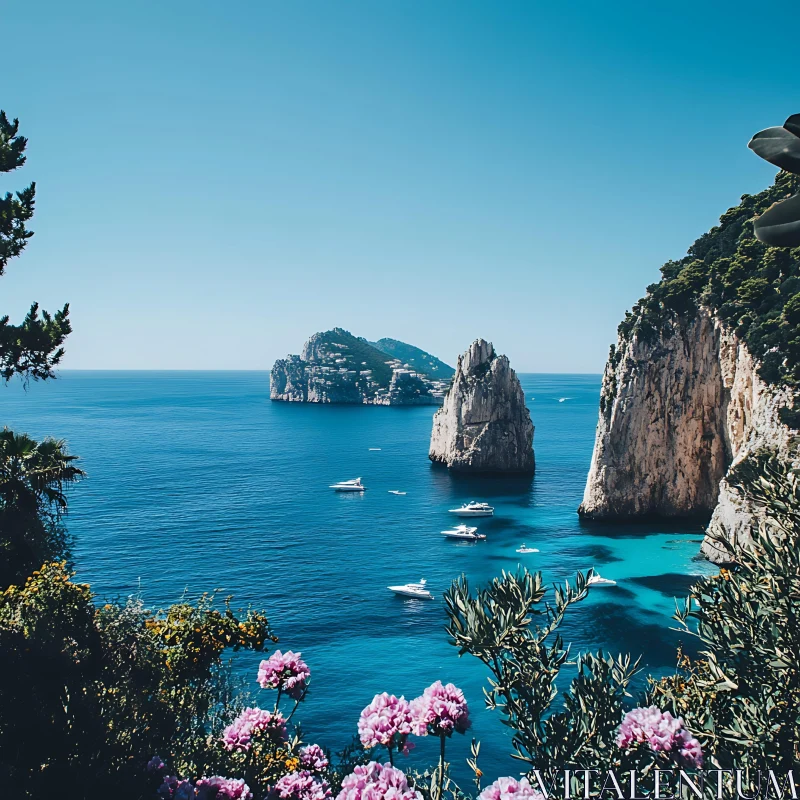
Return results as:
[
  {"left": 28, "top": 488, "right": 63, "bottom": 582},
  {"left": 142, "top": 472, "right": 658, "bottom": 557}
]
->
[
  {"left": 578, "top": 174, "right": 800, "bottom": 561},
  {"left": 579, "top": 313, "right": 796, "bottom": 562},
  {"left": 270, "top": 328, "right": 450, "bottom": 405},
  {"left": 429, "top": 339, "right": 534, "bottom": 473}
]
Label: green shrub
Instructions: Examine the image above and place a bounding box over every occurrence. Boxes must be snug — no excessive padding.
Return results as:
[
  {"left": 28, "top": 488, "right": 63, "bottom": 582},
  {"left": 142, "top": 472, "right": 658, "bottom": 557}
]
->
[
  {"left": 0, "top": 562, "right": 275, "bottom": 798},
  {"left": 650, "top": 453, "right": 800, "bottom": 772}
]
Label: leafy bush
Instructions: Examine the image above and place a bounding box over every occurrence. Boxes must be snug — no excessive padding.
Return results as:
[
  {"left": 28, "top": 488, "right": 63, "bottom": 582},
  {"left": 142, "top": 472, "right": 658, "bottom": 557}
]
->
[
  {"left": 650, "top": 452, "right": 800, "bottom": 773},
  {"left": 0, "top": 563, "right": 275, "bottom": 798},
  {"left": 445, "top": 570, "right": 639, "bottom": 774}
]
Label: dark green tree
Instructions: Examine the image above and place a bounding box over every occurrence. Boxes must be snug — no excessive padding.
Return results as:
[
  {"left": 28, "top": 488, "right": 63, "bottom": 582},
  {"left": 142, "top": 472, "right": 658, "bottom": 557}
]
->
[
  {"left": 0, "top": 110, "right": 79, "bottom": 586},
  {"left": 0, "top": 110, "right": 71, "bottom": 382}
]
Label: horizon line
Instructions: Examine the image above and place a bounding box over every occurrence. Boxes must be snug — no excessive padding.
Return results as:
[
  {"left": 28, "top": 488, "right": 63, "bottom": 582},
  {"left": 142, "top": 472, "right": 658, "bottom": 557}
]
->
[{"left": 46, "top": 368, "right": 604, "bottom": 376}]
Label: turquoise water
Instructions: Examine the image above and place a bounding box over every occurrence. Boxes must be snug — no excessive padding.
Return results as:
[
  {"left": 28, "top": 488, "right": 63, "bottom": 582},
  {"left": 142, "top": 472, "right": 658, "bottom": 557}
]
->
[{"left": 1, "top": 371, "right": 714, "bottom": 782}]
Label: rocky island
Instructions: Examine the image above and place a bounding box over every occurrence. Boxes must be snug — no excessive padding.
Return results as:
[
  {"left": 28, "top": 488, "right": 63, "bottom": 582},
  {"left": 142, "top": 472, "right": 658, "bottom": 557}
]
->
[
  {"left": 579, "top": 172, "right": 800, "bottom": 562},
  {"left": 270, "top": 328, "right": 453, "bottom": 405},
  {"left": 429, "top": 338, "right": 534, "bottom": 472}
]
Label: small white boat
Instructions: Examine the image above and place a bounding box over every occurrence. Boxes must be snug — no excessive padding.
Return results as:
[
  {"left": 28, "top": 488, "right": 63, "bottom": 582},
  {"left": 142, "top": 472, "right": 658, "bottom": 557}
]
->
[
  {"left": 448, "top": 501, "right": 494, "bottom": 517},
  {"left": 587, "top": 572, "right": 617, "bottom": 586},
  {"left": 442, "top": 524, "right": 486, "bottom": 541},
  {"left": 369, "top": 448, "right": 382, "bottom": 451},
  {"left": 388, "top": 490, "right": 407, "bottom": 495},
  {"left": 388, "top": 579, "right": 434, "bottom": 599},
  {"left": 330, "top": 478, "right": 366, "bottom": 492},
  {"left": 516, "top": 544, "right": 539, "bottom": 553}
]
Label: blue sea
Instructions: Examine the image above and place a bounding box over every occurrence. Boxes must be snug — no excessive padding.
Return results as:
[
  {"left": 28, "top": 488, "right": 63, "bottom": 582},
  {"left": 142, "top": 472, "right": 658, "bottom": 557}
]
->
[{"left": 2, "top": 372, "right": 714, "bottom": 784}]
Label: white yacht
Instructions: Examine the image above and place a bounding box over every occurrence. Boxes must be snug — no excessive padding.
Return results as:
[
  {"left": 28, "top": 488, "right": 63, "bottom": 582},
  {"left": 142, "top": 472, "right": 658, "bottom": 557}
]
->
[
  {"left": 388, "top": 490, "right": 407, "bottom": 495},
  {"left": 516, "top": 544, "right": 539, "bottom": 553},
  {"left": 587, "top": 572, "right": 617, "bottom": 586},
  {"left": 388, "top": 579, "right": 434, "bottom": 600},
  {"left": 448, "top": 501, "right": 494, "bottom": 517},
  {"left": 330, "top": 478, "right": 366, "bottom": 492},
  {"left": 442, "top": 525, "right": 486, "bottom": 541}
]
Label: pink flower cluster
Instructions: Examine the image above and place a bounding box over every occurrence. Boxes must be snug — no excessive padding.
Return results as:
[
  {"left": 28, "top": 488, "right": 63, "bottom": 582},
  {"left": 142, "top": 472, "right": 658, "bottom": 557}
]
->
[
  {"left": 335, "top": 762, "right": 422, "bottom": 800},
  {"left": 299, "top": 743, "right": 329, "bottom": 772},
  {"left": 158, "top": 777, "right": 196, "bottom": 800},
  {"left": 409, "top": 681, "right": 471, "bottom": 737},
  {"left": 478, "top": 777, "right": 546, "bottom": 800},
  {"left": 617, "top": 706, "right": 703, "bottom": 768},
  {"left": 258, "top": 650, "right": 311, "bottom": 699},
  {"left": 358, "top": 693, "right": 414, "bottom": 754},
  {"left": 196, "top": 776, "right": 253, "bottom": 800},
  {"left": 272, "top": 770, "right": 332, "bottom": 800},
  {"left": 222, "top": 707, "right": 288, "bottom": 752}
]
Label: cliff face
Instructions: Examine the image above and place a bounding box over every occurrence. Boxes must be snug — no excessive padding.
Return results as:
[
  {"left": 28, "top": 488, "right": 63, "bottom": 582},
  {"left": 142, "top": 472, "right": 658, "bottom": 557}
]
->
[
  {"left": 429, "top": 339, "right": 535, "bottom": 473},
  {"left": 270, "top": 328, "right": 450, "bottom": 405},
  {"left": 578, "top": 308, "right": 795, "bottom": 560}
]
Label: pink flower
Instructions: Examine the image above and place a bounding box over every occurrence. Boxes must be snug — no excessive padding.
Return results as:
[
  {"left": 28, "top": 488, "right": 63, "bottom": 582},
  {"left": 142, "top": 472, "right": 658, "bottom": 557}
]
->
[
  {"left": 617, "top": 706, "right": 703, "bottom": 768},
  {"left": 299, "top": 744, "right": 329, "bottom": 772},
  {"left": 271, "top": 770, "right": 331, "bottom": 800},
  {"left": 196, "top": 776, "right": 253, "bottom": 800},
  {"left": 335, "top": 762, "right": 422, "bottom": 800},
  {"left": 148, "top": 755, "right": 166, "bottom": 773},
  {"left": 409, "top": 681, "right": 470, "bottom": 738},
  {"left": 479, "top": 777, "right": 545, "bottom": 800},
  {"left": 258, "top": 650, "right": 311, "bottom": 699},
  {"left": 358, "top": 693, "right": 414, "bottom": 754},
  {"left": 222, "top": 707, "right": 288, "bottom": 752}
]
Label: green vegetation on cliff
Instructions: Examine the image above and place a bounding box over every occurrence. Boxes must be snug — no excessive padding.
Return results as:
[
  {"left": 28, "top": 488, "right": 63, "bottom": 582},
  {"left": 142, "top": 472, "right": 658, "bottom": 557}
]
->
[
  {"left": 618, "top": 171, "right": 800, "bottom": 398},
  {"left": 309, "top": 328, "right": 396, "bottom": 386},
  {"left": 370, "top": 338, "right": 454, "bottom": 380}
]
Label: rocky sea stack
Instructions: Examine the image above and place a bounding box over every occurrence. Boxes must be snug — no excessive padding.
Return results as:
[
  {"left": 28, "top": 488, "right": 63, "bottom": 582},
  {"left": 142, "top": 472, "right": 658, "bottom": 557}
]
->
[
  {"left": 429, "top": 339, "right": 534, "bottom": 473},
  {"left": 578, "top": 173, "right": 800, "bottom": 562}
]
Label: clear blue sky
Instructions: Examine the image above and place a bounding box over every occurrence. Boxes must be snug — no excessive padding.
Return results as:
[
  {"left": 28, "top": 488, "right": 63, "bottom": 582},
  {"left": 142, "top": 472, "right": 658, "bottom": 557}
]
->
[{"left": 2, "top": 0, "right": 796, "bottom": 372}]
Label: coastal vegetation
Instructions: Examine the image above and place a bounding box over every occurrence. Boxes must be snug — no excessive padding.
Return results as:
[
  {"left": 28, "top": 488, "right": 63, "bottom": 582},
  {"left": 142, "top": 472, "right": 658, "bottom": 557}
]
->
[
  {"left": 616, "top": 171, "right": 800, "bottom": 397},
  {"left": 369, "top": 338, "right": 455, "bottom": 381},
  {"left": 0, "top": 111, "right": 80, "bottom": 589}
]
